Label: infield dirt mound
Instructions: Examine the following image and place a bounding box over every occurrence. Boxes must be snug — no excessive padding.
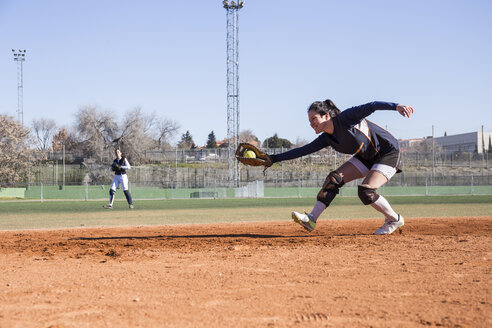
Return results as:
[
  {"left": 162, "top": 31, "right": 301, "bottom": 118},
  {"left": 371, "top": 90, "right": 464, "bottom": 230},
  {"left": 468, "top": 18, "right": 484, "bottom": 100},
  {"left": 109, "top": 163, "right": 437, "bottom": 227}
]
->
[{"left": 0, "top": 217, "right": 490, "bottom": 327}]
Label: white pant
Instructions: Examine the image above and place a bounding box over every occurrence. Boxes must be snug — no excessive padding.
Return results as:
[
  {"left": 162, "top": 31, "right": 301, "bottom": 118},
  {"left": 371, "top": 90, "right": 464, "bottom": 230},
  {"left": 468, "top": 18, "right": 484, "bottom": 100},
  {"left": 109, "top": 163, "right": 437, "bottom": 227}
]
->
[{"left": 110, "top": 174, "right": 129, "bottom": 191}]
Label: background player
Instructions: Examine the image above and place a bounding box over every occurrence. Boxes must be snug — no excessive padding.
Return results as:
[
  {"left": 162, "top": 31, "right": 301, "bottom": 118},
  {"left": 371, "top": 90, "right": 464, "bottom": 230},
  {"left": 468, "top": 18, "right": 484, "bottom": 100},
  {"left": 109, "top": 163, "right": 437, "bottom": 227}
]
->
[
  {"left": 270, "top": 100, "right": 414, "bottom": 235},
  {"left": 104, "top": 148, "right": 134, "bottom": 209}
]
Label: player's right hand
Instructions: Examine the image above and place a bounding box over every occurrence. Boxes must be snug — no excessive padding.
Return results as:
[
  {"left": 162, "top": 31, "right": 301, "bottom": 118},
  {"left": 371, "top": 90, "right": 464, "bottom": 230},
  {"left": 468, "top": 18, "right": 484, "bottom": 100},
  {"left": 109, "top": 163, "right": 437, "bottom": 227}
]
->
[{"left": 396, "top": 105, "right": 414, "bottom": 118}]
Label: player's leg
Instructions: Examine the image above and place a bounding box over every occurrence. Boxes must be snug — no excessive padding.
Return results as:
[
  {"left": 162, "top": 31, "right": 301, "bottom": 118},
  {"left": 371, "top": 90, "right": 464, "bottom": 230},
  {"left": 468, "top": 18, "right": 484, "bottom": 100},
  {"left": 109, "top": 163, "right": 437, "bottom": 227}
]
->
[
  {"left": 104, "top": 178, "right": 118, "bottom": 208},
  {"left": 292, "top": 160, "right": 366, "bottom": 231},
  {"left": 121, "top": 175, "right": 134, "bottom": 208},
  {"left": 358, "top": 166, "right": 403, "bottom": 235},
  {"left": 313, "top": 160, "right": 366, "bottom": 217}
]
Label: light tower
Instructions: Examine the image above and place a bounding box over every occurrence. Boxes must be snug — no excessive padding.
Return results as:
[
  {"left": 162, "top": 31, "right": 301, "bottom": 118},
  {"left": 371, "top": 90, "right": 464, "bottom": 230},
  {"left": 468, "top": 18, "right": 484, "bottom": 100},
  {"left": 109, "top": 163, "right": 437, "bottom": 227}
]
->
[
  {"left": 223, "top": 0, "right": 243, "bottom": 187},
  {"left": 12, "top": 49, "right": 27, "bottom": 125}
]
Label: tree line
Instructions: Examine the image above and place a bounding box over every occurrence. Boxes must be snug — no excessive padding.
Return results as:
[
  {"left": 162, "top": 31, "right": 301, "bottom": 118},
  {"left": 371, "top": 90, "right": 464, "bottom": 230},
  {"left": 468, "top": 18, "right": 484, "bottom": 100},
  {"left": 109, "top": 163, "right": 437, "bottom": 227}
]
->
[
  {"left": 29, "top": 106, "right": 296, "bottom": 158},
  {"left": 0, "top": 106, "right": 298, "bottom": 186}
]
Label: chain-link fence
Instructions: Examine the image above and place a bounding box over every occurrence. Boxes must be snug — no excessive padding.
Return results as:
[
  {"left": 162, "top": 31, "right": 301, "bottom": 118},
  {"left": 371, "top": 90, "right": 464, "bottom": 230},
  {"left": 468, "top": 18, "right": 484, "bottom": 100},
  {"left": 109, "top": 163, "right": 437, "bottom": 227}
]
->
[
  {"left": 46, "top": 148, "right": 491, "bottom": 168},
  {"left": 1, "top": 148, "right": 491, "bottom": 200},
  {"left": 2, "top": 171, "right": 491, "bottom": 201}
]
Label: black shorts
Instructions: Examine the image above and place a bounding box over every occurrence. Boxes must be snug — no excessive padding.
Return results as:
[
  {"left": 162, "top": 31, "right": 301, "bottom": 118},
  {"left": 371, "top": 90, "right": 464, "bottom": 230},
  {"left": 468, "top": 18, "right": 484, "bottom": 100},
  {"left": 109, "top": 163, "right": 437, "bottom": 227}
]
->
[{"left": 354, "top": 151, "right": 402, "bottom": 173}]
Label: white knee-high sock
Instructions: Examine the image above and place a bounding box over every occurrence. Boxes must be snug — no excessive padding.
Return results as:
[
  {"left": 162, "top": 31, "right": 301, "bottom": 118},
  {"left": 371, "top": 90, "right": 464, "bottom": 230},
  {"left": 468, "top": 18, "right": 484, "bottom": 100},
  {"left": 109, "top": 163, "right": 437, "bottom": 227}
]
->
[
  {"left": 371, "top": 195, "right": 398, "bottom": 221},
  {"left": 309, "top": 201, "right": 327, "bottom": 222}
]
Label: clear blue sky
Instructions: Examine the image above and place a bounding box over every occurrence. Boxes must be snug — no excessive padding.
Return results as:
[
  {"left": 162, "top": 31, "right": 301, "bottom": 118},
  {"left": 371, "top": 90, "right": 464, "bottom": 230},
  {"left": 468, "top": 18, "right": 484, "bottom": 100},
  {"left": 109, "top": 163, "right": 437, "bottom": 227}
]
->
[{"left": 1, "top": 0, "right": 491, "bottom": 146}]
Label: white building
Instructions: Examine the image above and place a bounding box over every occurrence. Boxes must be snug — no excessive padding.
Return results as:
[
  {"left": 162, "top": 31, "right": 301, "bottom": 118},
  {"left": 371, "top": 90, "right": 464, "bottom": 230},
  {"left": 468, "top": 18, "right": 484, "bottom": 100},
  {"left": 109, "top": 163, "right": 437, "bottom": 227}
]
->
[{"left": 434, "top": 132, "right": 492, "bottom": 155}]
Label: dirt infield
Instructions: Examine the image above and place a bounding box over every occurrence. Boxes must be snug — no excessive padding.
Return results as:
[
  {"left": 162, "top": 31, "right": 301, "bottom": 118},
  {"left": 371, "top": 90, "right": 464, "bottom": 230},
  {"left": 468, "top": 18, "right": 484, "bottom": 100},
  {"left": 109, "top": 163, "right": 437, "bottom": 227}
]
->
[{"left": 0, "top": 217, "right": 490, "bottom": 328}]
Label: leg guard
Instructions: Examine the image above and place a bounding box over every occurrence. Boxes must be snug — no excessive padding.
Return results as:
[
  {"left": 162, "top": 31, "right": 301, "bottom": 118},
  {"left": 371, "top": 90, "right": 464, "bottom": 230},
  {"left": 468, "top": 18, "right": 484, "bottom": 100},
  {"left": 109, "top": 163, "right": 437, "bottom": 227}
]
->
[
  {"left": 109, "top": 189, "right": 115, "bottom": 205},
  {"left": 123, "top": 190, "right": 133, "bottom": 205},
  {"left": 317, "top": 171, "right": 344, "bottom": 207},
  {"left": 358, "top": 185, "right": 380, "bottom": 205}
]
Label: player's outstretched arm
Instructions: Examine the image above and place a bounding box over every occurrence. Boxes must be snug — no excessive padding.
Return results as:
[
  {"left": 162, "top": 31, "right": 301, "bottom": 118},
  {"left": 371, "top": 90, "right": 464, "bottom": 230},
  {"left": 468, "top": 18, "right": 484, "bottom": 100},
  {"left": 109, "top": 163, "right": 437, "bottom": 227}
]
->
[
  {"left": 396, "top": 104, "right": 414, "bottom": 118},
  {"left": 270, "top": 136, "right": 327, "bottom": 163}
]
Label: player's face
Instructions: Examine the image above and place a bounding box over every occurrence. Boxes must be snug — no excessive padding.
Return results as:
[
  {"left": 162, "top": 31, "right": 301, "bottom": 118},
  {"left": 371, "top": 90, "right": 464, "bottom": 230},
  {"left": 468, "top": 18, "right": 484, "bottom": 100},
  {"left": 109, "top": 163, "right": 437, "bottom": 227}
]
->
[
  {"left": 308, "top": 110, "right": 330, "bottom": 134},
  {"left": 115, "top": 149, "right": 122, "bottom": 159}
]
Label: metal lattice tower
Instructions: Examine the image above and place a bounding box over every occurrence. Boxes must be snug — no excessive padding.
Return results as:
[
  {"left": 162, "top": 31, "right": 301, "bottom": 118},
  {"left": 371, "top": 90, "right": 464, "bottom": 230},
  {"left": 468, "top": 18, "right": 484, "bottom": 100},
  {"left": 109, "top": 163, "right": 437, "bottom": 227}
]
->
[
  {"left": 223, "top": 0, "right": 243, "bottom": 187},
  {"left": 12, "top": 49, "right": 27, "bottom": 125}
]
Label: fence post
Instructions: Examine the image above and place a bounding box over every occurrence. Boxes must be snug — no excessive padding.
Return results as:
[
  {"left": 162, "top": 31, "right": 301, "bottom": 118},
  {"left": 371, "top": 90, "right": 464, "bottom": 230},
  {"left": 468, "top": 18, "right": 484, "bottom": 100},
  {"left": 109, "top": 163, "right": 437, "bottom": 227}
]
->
[
  {"left": 85, "top": 182, "right": 89, "bottom": 201},
  {"left": 471, "top": 176, "right": 474, "bottom": 195},
  {"left": 297, "top": 178, "right": 301, "bottom": 198},
  {"left": 62, "top": 144, "right": 66, "bottom": 190},
  {"left": 40, "top": 183, "right": 43, "bottom": 202},
  {"left": 425, "top": 177, "right": 428, "bottom": 196}
]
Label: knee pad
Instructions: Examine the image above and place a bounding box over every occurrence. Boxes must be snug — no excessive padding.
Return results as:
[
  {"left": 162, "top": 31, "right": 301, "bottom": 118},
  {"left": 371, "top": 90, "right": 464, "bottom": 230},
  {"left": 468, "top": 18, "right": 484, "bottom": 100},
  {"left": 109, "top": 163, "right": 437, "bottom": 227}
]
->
[
  {"left": 317, "top": 171, "right": 344, "bottom": 206},
  {"left": 358, "top": 185, "right": 380, "bottom": 205}
]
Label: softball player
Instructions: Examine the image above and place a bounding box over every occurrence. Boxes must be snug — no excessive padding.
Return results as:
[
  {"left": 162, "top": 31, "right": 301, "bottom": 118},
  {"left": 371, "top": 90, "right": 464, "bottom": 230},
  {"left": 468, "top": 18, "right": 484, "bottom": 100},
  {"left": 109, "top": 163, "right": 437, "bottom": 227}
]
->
[
  {"left": 104, "top": 148, "right": 134, "bottom": 209},
  {"left": 270, "top": 100, "right": 414, "bottom": 235}
]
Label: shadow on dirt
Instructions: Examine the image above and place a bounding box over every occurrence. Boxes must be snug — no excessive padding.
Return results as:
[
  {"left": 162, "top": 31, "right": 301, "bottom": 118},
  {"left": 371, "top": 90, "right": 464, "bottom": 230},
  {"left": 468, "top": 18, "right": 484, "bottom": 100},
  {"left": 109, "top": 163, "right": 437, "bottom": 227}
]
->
[
  {"left": 68, "top": 231, "right": 381, "bottom": 241},
  {"left": 69, "top": 233, "right": 327, "bottom": 241}
]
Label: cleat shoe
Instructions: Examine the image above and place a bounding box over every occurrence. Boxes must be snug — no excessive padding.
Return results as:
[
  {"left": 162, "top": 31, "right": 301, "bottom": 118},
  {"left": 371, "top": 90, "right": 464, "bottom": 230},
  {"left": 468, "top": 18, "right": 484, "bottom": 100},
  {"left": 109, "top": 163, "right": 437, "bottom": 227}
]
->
[
  {"left": 291, "top": 211, "right": 316, "bottom": 232},
  {"left": 103, "top": 204, "right": 113, "bottom": 209},
  {"left": 129, "top": 204, "right": 134, "bottom": 209},
  {"left": 374, "top": 214, "right": 404, "bottom": 235}
]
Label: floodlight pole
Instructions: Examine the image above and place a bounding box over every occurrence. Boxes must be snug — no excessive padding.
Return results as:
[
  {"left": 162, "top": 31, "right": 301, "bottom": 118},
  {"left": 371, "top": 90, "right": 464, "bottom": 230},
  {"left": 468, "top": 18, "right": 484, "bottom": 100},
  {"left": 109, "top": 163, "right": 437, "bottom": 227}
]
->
[
  {"left": 12, "top": 49, "right": 27, "bottom": 125},
  {"left": 223, "top": 0, "right": 244, "bottom": 187}
]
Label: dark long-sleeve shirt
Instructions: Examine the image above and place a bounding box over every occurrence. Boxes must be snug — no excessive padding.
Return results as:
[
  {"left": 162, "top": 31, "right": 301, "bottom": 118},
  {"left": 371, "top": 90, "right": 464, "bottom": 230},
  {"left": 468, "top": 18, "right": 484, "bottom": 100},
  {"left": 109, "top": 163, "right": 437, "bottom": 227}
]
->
[
  {"left": 272, "top": 101, "right": 400, "bottom": 163},
  {"left": 111, "top": 158, "right": 131, "bottom": 175}
]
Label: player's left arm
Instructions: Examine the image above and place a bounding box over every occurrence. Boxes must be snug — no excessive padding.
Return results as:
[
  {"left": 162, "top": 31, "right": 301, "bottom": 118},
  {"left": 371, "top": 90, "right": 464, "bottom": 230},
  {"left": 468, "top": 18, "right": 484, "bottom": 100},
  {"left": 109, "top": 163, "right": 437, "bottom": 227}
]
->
[
  {"left": 270, "top": 135, "right": 328, "bottom": 163},
  {"left": 120, "top": 158, "right": 131, "bottom": 170}
]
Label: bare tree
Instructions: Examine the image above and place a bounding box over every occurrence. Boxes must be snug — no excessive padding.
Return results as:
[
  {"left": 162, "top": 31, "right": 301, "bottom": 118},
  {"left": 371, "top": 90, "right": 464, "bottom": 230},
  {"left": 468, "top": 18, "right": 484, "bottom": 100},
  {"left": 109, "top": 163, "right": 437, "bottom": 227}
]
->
[
  {"left": 239, "top": 130, "right": 260, "bottom": 146},
  {"left": 52, "top": 127, "right": 77, "bottom": 152},
  {"left": 0, "top": 115, "right": 34, "bottom": 186},
  {"left": 154, "top": 116, "right": 180, "bottom": 149},
  {"left": 72, "top": 105, "right": 180, "bottom": 163},
  {"left": 114, "top": 107, "right": 156, "bottom": 164},
  {"left": 31, "top": 118, "right": 57, "bottom": 151},
  {"left": 294, "top": 137, "right": 309, "bottom": 147},
  {"left": 113, "top": 108, "right": 180, "bottom": 162},
  {"left": 74, "top": 106, "right": 118, "bottom": 159}
]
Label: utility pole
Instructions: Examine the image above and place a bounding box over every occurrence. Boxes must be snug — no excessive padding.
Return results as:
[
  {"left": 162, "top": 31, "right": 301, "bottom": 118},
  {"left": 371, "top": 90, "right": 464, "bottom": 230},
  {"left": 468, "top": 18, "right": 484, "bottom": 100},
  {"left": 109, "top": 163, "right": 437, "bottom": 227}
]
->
[
  {"left": 482, "top": 125, "right": 485, "bottom": 175},
  {"left": 12, "top": 49, "right": 26, "bottom": 125},
  {"left": 432, "top": 125, "right": 435, "bottom": 186},
  {"left": 223, "top": 0, "right": 244, "bottom": 187}
]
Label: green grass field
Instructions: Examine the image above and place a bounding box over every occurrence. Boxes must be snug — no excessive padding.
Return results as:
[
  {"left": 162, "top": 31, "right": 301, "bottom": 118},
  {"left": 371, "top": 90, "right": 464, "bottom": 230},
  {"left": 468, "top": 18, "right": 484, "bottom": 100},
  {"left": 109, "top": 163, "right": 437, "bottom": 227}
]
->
[
  {"left": 0, "top": 195, "right": 491, "bottom": 231},
  {"left": 6, "top": 184, "right": 492, "bottom": 201}
]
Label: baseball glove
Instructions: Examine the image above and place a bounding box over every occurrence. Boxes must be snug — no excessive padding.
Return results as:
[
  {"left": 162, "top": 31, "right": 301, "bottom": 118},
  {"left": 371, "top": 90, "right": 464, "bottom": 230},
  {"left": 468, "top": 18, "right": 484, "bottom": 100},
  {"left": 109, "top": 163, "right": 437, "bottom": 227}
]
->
[
  {"left": 235, "top": 143, "right": 273, "bottom": 168},
  {"left": 111, "top": 162, "right": 120, "bottom": 171}
]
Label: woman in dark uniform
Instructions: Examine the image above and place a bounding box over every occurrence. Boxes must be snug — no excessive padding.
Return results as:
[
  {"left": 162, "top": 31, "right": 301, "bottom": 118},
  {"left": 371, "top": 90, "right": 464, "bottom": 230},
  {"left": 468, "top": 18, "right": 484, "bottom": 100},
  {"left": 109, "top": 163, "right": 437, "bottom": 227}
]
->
[{"left": 270, "top": 100, "right": 414, "bottom": 235}]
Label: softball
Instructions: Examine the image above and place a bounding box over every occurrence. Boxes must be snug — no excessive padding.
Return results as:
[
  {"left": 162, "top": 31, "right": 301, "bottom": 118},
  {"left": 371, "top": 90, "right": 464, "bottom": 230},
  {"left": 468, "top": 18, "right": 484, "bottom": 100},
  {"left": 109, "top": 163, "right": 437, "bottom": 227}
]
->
[{"left": 243, "top": 150, "right": 256, "bottom": 158}]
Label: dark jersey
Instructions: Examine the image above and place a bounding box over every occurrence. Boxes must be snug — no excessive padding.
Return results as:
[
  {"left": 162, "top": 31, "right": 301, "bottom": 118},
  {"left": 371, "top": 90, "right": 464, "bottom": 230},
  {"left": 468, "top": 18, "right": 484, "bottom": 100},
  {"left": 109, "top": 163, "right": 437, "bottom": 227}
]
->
[
  {"left": 272, "top": 101, "right": 400, "bottom": 163},
  {"left": 111, "top": 157, "right": 130, "bottom": 175}
]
